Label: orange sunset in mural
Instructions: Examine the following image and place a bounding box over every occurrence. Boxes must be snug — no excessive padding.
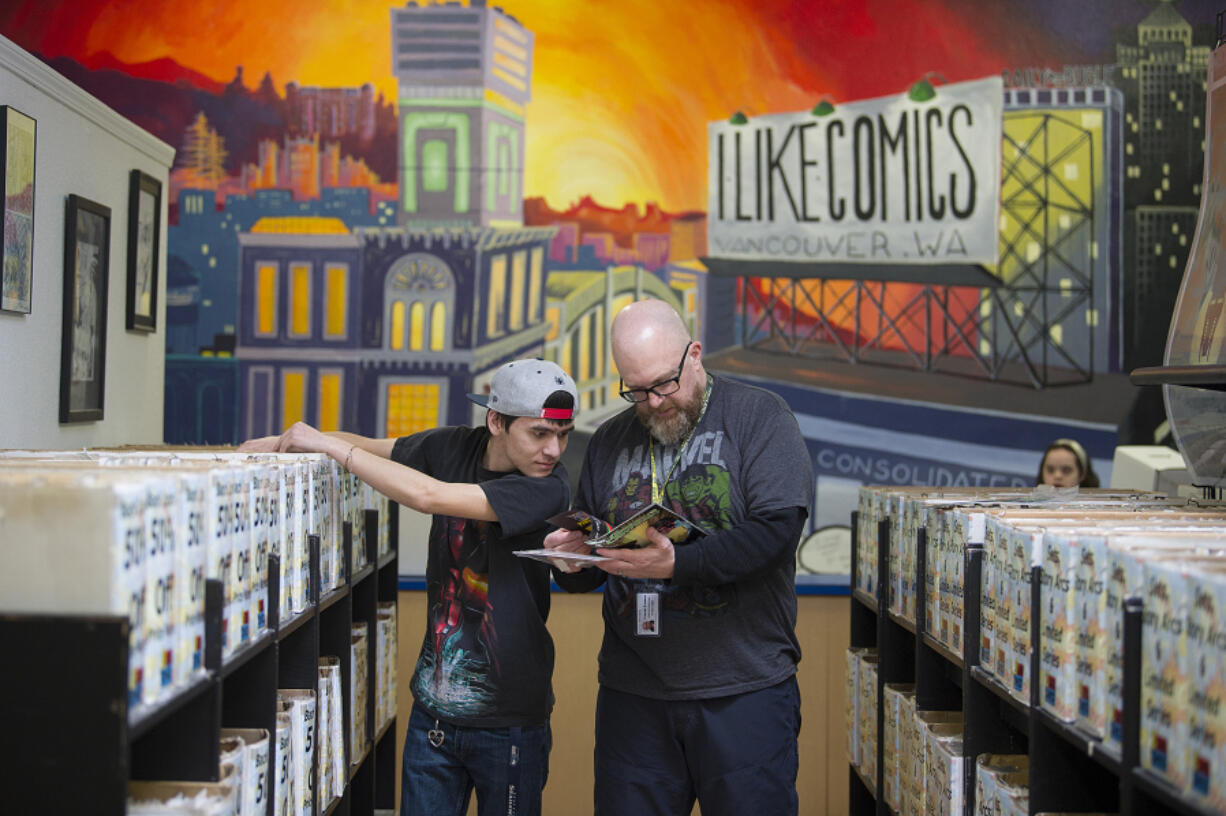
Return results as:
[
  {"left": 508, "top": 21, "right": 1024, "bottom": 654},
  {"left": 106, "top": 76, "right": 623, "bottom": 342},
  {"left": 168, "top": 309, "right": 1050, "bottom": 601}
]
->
[{"left": 1, "top": 0, "right": 1074, "bottom": 212}]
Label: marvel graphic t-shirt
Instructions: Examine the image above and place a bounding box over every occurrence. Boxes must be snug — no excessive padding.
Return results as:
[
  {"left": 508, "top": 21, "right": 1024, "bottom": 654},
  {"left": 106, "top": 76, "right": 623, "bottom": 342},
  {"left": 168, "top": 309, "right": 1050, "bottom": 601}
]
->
[
  {"left": 574, "top": 373, "right": 812, "bottom": 700},
  {"left": 392, "top": 425, "right": 569, "bottom": 727}
]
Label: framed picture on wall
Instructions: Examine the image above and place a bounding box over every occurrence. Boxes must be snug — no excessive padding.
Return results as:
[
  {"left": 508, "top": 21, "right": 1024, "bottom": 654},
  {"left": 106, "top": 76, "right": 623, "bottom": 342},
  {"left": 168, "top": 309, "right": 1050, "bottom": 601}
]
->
[
  {"left": 59, "top": 194, "right": 110, "bottom": 423},
  {"left": 125, "top": 169, "right": 160, "bottom": 332},
  {"left": 0, "top": 106, "right": 36, "bottom": 315}
]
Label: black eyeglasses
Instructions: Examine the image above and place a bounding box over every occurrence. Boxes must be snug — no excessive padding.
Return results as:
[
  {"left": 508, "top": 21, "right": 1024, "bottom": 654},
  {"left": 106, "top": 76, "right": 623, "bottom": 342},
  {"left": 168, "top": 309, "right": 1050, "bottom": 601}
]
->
[{"left": 619, "top": 342, "right": 692, "bottom": 403}]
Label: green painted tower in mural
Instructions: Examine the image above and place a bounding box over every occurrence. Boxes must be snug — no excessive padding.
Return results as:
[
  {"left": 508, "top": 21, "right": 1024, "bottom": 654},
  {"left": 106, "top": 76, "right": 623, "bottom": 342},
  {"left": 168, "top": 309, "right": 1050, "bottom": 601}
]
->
[{"left": 390, "top": 0, "right": 532, "bottom": 229}]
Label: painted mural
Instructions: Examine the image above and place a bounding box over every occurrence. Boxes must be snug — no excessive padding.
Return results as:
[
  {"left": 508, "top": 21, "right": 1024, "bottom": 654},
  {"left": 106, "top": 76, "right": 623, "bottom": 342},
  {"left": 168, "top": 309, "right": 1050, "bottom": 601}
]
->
[{"left": 1, "top": 0, "right": 1219, "bottom": 575}]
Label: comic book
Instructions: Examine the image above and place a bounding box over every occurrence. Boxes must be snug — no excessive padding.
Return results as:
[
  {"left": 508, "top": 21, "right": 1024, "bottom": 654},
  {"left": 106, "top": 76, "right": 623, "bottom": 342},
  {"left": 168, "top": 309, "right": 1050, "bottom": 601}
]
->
[{"left": 514, "top": 503, "right": 708, "bottom": 567}]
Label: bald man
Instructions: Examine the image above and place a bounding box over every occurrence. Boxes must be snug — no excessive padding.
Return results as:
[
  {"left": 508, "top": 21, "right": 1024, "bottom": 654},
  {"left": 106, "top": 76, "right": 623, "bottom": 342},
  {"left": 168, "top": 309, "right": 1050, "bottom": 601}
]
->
[{"left": 545, "top": 299, "right": 814, "bottom": 816}]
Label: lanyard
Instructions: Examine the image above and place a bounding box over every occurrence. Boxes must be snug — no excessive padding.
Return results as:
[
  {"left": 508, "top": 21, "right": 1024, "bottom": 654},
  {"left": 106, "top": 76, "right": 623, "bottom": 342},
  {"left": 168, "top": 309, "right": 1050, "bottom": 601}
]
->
[{"left": 648, "top": 377, "right": 712, "bottom": 505}]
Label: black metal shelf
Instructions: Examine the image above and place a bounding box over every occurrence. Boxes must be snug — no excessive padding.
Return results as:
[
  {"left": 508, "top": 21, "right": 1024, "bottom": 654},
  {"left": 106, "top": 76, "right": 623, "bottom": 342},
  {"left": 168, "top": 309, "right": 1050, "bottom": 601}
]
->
[
  {"left": 1131, "top": 768, "right": 1223, "bottom": 816},
  {"left": 969, "top": 666, "right": 1029, "bottom": 739},
  {"left": 219, "top": 629, "right": 275, "bottom": 679},
  {"left": 849, "top": 496, "right": 1226, "bottom": 816},
  {"left": 323, "top": 790, "right": 347, "bottom": 816},
  {"left": 886, "top": 610, "right": 916, "bottom": 635},
  {"left": 852, "top": 587, "right": 878, "bottom": 613},
  {"left": 1032, "top": 706, "right": 1122, "bottom": 776},
  {"left": 129, "top": 671, "right": 215, "bottom": 741},
  {"left": 2, "top": 493, "right": 401, "bottom": 816},
  {"left": 351, "top": 740, "right": 372, "bottom": 778},
  {"left": 319, "top": 585, "right": 347, "bottom": 614},
  {"left": 851, "top": 758, "right": 877, "bottom": 798},
  {"left": 969, "top": 667, "right": 1027, "bottom": 718},
  {"left": 278, "top": 606, "right": 315, "bottom": 641},
  {"left": 377, "top": 549, "right": 397, "bottom": 571},
  {"left": 921, "top": 632, "right": 965, "bottom": 671},
  {"left": 351, "top": 562, "right": 376, "bottom": 586}
]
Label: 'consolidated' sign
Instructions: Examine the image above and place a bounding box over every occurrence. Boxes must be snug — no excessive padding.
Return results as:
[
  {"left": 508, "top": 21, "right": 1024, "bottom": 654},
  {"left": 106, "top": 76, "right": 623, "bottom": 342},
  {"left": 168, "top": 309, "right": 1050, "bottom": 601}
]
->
[{"left": 707, "top": 75, "right": 1002, "bottom": 266}]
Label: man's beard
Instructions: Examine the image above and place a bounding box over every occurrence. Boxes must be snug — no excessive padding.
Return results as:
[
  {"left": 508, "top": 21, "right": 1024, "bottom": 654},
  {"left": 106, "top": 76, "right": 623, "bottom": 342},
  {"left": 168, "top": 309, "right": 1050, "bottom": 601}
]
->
[{"left": 637, "top": 381, "right": 703, "bottom": 446}]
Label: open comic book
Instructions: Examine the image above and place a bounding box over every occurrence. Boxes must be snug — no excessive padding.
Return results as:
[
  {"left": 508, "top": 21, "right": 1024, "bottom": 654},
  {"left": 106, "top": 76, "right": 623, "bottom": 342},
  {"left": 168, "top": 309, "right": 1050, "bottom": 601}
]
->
[{"left": 514, "top": 503, "right": 708, "bottom": 567}]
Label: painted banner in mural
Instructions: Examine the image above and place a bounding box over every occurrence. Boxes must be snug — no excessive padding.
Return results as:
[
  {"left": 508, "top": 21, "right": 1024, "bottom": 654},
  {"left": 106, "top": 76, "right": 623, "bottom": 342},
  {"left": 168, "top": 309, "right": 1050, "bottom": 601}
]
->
[{"left": 706, "top": 76, "right": 1003, "bottom": 265}]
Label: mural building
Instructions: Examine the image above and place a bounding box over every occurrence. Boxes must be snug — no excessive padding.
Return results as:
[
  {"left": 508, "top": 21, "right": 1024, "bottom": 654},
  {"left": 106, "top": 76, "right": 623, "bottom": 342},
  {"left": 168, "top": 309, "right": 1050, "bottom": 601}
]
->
[{"left": 2, "top": 0, "right": 1219, "bottom": 573}]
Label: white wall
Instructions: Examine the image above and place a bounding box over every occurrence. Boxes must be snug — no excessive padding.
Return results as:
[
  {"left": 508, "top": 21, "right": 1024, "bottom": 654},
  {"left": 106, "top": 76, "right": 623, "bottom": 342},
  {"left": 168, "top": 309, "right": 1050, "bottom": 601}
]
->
[{"left": 0, "top": 36, "right": 174, "bottom": 449}]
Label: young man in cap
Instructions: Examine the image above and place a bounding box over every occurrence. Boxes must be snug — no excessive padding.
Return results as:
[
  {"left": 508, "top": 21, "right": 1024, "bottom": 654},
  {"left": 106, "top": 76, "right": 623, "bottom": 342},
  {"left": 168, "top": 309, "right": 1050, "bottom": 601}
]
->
[{"left": 239, "top": 358, "right": 578, "bottom": 816}]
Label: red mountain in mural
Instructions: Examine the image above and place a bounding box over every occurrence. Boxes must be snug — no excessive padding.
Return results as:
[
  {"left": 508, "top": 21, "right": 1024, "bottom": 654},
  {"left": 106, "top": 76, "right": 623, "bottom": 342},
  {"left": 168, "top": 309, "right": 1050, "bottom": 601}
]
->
[
  {"left": 79, "top": 50, "right": 225, "bottom": 93},
  {"left": 524, "top": 195, "right": 702, "bottom": 247}
]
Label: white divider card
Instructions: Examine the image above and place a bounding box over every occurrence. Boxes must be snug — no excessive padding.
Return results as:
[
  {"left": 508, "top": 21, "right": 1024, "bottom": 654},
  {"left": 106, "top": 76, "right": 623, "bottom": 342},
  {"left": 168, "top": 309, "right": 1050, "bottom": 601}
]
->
[
  {"left": 143, "top": 476, "right": 178, "bottom": 706},
  {"left": 882, "top": 683, "right": 914, "bottom": 812},
  {"left": 1142, "top": 558, "right": 1193, "bottom": 790},
  {"left": 1103, "top": 544, "right": 1150, "bottom": 752},
  {"left": 1039, "top": 532, "right": 1080, "bottom": 722},
  {"left": 177, "top": 470, "right": 208, "bottom": 682},
  {"left": 925, "top": 505, "right": 945, "bottom": 642},
  {"left": 345, "top": 471, "right": 365, "bottom": 574},
  {"left": 277, "top": 689, "right": 316, "bottom": 816},
  {"left": 221, "top": 728, "right": 270, "bottom": 816},
  {"left": 271, "top": 462, "right": 295, "bottom": 620},
  {"left": 984, "top": 516, "right": 1021, "bottom": 683},
  {"left": 321, "top": 656, "right": 345, "bottom": 799},
  {"left": 0, "top": 469, "right": 149, "bottom": 711},
  {"left": 1072, "top": 533, "right": 1110, "bottom": 736},
  {"left": 293, "top": 460, "right": 310, "bottom": 611},
  {"left": 844, "top": 648, "right": 865, "bottom": 766},
  {"left": 909, "top": 712, "right": 961, "bottom": 816},
  {"left": 307, "top": 456, "right": 340, "bottom": 593},
  {"left": 376, "top": 602, "right": 397, "bottom": 730},
  {"left": 373, "top": 482, "right": 390, "bottom": 558},
  {"left": 897, "top": 496, "right": 920, "bottom": 620},
  {"left": 1008, "top": 526, "right": 1044, "bottom": 703},
  {"left": 317, "top": 657, "right": 346, "bottom": 804},
  {"left": 201, "top": 467, "right": 237, "bottom": 657},
  {"left": 315, "top": 663, "right": 333, "bottom": 808},
  {"left": 274, "top": 710, "right": 292, "bottom": 816},
  {"left": 328, "top": 459, "right": 343, "bottom": 588},
  {"left": 351, "top": 625, "right": 369, "bottom": 759},
  {"left": 1187, "top": 567, "right": 1226, "bottom": 809},
  {"left": 232, "top": 466, "right": 253, "bottom": 648},
  {"left": 248, "top": 464, "right": 275, "bottom": 637},
  {"left": 895, "top": 689, "right": 917, "bottom": 816},
  {"left": 857, "top": 652, "right": 879, "bottom": 781},
  {"left": 303, "top": 458, "right": 324, "bottom": 593},
  {"left": 923, "top": 723, "right": 963, "bottom": 816}
]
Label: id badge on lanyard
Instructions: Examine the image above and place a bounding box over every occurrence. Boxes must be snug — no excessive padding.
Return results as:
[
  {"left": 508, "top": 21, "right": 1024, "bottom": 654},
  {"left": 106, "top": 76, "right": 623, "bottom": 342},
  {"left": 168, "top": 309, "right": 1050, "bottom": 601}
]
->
[
  {"left": 636, "top": 587, "right": 661, "bottom": 637},
  {"left": 636, "top": 376, "right": 712, "bottom": 640}
]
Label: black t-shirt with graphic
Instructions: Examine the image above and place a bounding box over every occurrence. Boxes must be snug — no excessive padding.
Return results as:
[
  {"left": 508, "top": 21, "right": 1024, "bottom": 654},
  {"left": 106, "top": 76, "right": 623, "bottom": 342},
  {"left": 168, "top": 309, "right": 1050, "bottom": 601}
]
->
[
  {"left": 392, "top": 425, "right": 569, "bottom": 727},
  {"left": 560, "top": 373, "right": 813, "bottom": 700}
]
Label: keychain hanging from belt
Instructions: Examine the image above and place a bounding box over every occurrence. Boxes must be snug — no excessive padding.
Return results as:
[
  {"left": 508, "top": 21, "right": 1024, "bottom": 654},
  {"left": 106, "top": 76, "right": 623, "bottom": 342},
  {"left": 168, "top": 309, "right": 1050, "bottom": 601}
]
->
[{"left": 636, "top": 376, "right": 712, "bottom": 638}]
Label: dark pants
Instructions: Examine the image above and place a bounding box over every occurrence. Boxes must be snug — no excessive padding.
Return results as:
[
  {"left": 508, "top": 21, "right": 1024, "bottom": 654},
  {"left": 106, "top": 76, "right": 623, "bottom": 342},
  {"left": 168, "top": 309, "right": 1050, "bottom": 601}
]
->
[
  {"left": 401, "top": 703, "right": 551, "bottom": 816},
  {"left": 593, "top": 676, "right": 801, "bottom": 816}
]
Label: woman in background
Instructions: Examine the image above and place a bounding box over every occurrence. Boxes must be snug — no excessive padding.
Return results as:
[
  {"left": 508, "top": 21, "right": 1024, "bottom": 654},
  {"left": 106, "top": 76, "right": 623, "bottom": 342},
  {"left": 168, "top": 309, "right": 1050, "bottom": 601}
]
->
[{"left": 1036, "top": 438, "right": 1100, "bottom": 488}]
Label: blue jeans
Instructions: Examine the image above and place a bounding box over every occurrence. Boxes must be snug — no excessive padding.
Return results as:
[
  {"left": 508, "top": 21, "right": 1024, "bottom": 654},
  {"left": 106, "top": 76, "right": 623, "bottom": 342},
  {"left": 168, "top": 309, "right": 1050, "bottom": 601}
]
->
[
  {"left": 401, "top": 703, "right": 552, "bottom": 816},
  {"left": 594, "top": 677, "right": 801, "bottom": 816}
]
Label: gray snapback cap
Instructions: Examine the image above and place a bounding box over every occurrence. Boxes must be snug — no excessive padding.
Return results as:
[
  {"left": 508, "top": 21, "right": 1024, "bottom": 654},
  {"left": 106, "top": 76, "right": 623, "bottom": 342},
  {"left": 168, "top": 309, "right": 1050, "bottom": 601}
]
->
[{"left": 467, "top": 358, "right": 578, "bottom": 420}]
